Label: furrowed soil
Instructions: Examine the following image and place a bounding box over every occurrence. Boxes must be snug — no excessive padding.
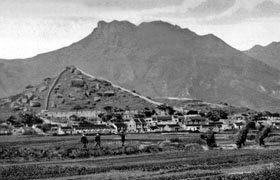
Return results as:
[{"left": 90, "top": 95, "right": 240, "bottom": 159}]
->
[{"left": 1, "top": 133, "right": 280, "bottom": 180}]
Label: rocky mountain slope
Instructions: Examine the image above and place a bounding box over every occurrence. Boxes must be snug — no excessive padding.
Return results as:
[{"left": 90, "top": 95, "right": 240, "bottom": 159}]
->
[
  {"left": 1, "top": 20, "right": 280, "bottom": 111},
  {"left": 244, "top": 42, "right": 280, "bottom": 70},
  {"left": 0, "top": 66, "right": 158, "bottom": 119}
]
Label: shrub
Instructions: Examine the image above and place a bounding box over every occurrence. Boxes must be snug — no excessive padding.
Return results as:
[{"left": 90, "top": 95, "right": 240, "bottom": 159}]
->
[
  {"left": 141, "top": 145, "right": 162, "bottom": 153},
  {"left": 124, "top": 146, "right": 139, "bottom": 155},
  {"left": 184, "top": 143, "right": 204, "bottom": 152},
  {"left": 182, "top": 137, "right": 206, "bottom": 145},
  {"left": 169, "top": 138, "right": 182, "bottom": 143},
  {"left": 22, "top": 128, "right": 37, "bottom": 135},
  {"left": 246, "top": 134, "right": 256, "bottom": 140}
]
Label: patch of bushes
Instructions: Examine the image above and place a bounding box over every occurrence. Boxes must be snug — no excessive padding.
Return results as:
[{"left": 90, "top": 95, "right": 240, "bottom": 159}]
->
[
  {"left": 22, "top": 128, "right": 38, "bottom": 135},
  {"left": 169, "top": 138, "right": 182, "bottom": 143},
  {"left": 141, "top": 145, "right": 162, "bottom": 153},
  {"left": 170, "top": 137, "right": 205, "bottom": 145},
  {"left": 184, "top": 143, "right": 205, "bottom": 152},
  {"left": 0, "top": 164, "right": 96, "bottom": 180},
  {"left": 0, "top": 144, "right": 165, "bottom": 162}
]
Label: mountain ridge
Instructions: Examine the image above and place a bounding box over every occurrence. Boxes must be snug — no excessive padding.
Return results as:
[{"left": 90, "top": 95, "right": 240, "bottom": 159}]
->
[
  {"left": 244, "top": 41, "right": 280, "bottom": 74},
  {"left": 1, "top": 20, "right": 280, "bottom": 112}
]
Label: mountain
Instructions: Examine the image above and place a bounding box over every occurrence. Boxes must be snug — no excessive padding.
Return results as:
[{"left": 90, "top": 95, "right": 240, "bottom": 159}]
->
[
  {"left": 1, "top": 20, "right": 280, "bottom": 112},
  {"left": 0, "top": 66, "right": 159, "bottom": 119},
  {"left": 244, "top": 42, "right": 280, "bottom": 70}
]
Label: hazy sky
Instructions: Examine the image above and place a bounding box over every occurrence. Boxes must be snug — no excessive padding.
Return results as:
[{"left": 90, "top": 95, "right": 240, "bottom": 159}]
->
[{"left": 1, "top": 0, "right": 280, "bottom": 59}]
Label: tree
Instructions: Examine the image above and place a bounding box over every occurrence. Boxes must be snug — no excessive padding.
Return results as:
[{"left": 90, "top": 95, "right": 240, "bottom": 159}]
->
[
  {"left": 103, "top": 106, "right": 113, "bottom": 113},
  {"left": 41, "top": 124, "right": 51, "bottom": 132},
  {"left": 206, "top": 110, "right": 220, "bottom": 121},
  {"left": 102, "top": 114, "right": 113, "bottom": 122},
  {"left": 157, "top": 104, "right": 175, "bottom": 115},
  {"left": 143, "top": 107, "right": 153, "bottom": 117},
  {"left": 98, "top": 113, "right": 105, "bottom": 119},
  {"left": 151, "top": 109, "right": 157, "bottom": 116},
  {"left": 113, "top": 114, "right": 123, "bottom": 121},
  {"left": 157, "top": 104, "right": 168, "bottom": 111},
  {"left": 187, "top": 110, "right": 198, "bottom": 115},
  {"left": 199, "top": 111, "right": 206, "bottom": 117},
  {"left": 166, "top": 106, "right": 175, "bottom": 115},
  {"left": 78, "top": 116, "right": 86, "bottom": 122},
  {"left": 253, "top": 113, "right": 262, "bottom": 121},
  {"left": 217, "top": 109, "right": 229, "bottom": 119},
  {"left": 18, "top": 112, "right": 43, "bottom": 126},
  {"left": 102, "top": 106, "right": 113, "bottom": 122},
  {"left": 174, "top": 112, "right": 183, "bottom": 116},
  {"left": 6, "top": 115, "right": 18, "bottom": 125}
]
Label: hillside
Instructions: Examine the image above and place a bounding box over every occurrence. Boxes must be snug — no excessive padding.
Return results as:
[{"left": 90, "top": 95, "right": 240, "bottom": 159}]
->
[
  {"left": 154, "top": 97, "right": 254, "bottom": 115},
  {"left": 0, "top": 66, "right": 158, "bottom": 119},
  {"left": 1, "top": 20, "right": 280, "bottom": 111},
  {"left": 244, "top": 42, "right": 280, "bottom": 70}
]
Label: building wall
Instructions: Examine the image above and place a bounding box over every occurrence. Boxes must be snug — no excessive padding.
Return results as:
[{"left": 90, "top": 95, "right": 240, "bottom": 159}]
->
[
  {"left": 126, "top": 120, "right": 137, "bottom": 132},
  {"left": 43, "top": 110, "right": 101, "bottom": 118},
  {"left": 185, "top": 126, "right": 200, "bottom": 131}
]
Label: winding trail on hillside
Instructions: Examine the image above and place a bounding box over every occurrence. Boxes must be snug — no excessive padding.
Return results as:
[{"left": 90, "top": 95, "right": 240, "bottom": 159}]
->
[{"left": 44, "top": 68, "right": 69, "bottom": 110}]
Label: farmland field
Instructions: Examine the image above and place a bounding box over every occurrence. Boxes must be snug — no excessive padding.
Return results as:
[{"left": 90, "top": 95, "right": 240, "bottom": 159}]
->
[{"left": 1, "top": 133, "right": 280, "bottom": 180}]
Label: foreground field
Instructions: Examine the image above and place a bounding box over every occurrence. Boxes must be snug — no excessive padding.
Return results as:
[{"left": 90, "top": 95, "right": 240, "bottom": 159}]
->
[{"left": 1, "top": 133, "right": 280, "bottom": 179}]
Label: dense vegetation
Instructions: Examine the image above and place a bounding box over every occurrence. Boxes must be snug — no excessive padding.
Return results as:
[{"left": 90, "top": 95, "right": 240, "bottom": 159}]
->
[
  {"left": 0, "top": 136, "right": 205, "bottom": 163},
  {"left": 0, "top": 145, "right": 164, "bottom": 163}
]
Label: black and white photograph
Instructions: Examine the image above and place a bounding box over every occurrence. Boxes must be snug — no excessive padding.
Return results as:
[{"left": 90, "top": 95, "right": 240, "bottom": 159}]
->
[{"left": 1, "top": 0, "right": 280, "bottom": 179}]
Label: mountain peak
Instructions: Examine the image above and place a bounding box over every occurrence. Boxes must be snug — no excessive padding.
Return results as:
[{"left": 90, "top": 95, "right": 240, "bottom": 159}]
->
[
  {"left": 244, "top": 41, "right": 280, "bottom": 81},
  {"left": 139, "top": 20, "right": 177, "bottom": 28},
  {"left": 248, "top": 41, "right": 280, "bottom": 51},
  {"left": 139, "top": 20, "right": 197, "bottom": 36},
  {"left": 95, "top": 20, "right": 137, "bottom": 34},
  {"left": 267, "top": 41, "right": 280, "bottom": 48},
  {"left": 249, "top": 44, "right": 263, "bottom": 51}
]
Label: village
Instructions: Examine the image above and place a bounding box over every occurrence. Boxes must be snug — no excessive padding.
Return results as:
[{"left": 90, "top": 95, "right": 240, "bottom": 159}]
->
[
  {"left": 1, "top": 105, "right": 280, "bottom": 136},
  {"left": 0, "top": 65, "right": 278, "bottom": 137}
]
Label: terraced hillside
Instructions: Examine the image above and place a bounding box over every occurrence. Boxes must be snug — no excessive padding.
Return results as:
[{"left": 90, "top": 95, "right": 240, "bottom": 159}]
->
[{"left": 0, "top": 66, "right": 158, "bottom": 119}]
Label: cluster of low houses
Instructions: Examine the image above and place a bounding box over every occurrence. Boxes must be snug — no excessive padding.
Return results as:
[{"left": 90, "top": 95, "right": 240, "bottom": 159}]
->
[
  {"left": 2, "top": 110, "right": 280, "bottom": 136},
  {"left": 34, "top": 111, "right": 280, "bottom": 135}
]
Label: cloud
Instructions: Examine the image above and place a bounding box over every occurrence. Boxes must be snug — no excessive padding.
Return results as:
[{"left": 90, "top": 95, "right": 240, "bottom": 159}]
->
[
  {"left": 188, "top": 0, "right": 236, "bottom": 16},
  {"left": 255, "top": 0, "right": 280, "bottom": 17},
  {"left": 200, "top": 0, "right": 280, "bottom": 25},
  {"left": 83, "top": 0, "right": 183, "bottom": 11}
]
